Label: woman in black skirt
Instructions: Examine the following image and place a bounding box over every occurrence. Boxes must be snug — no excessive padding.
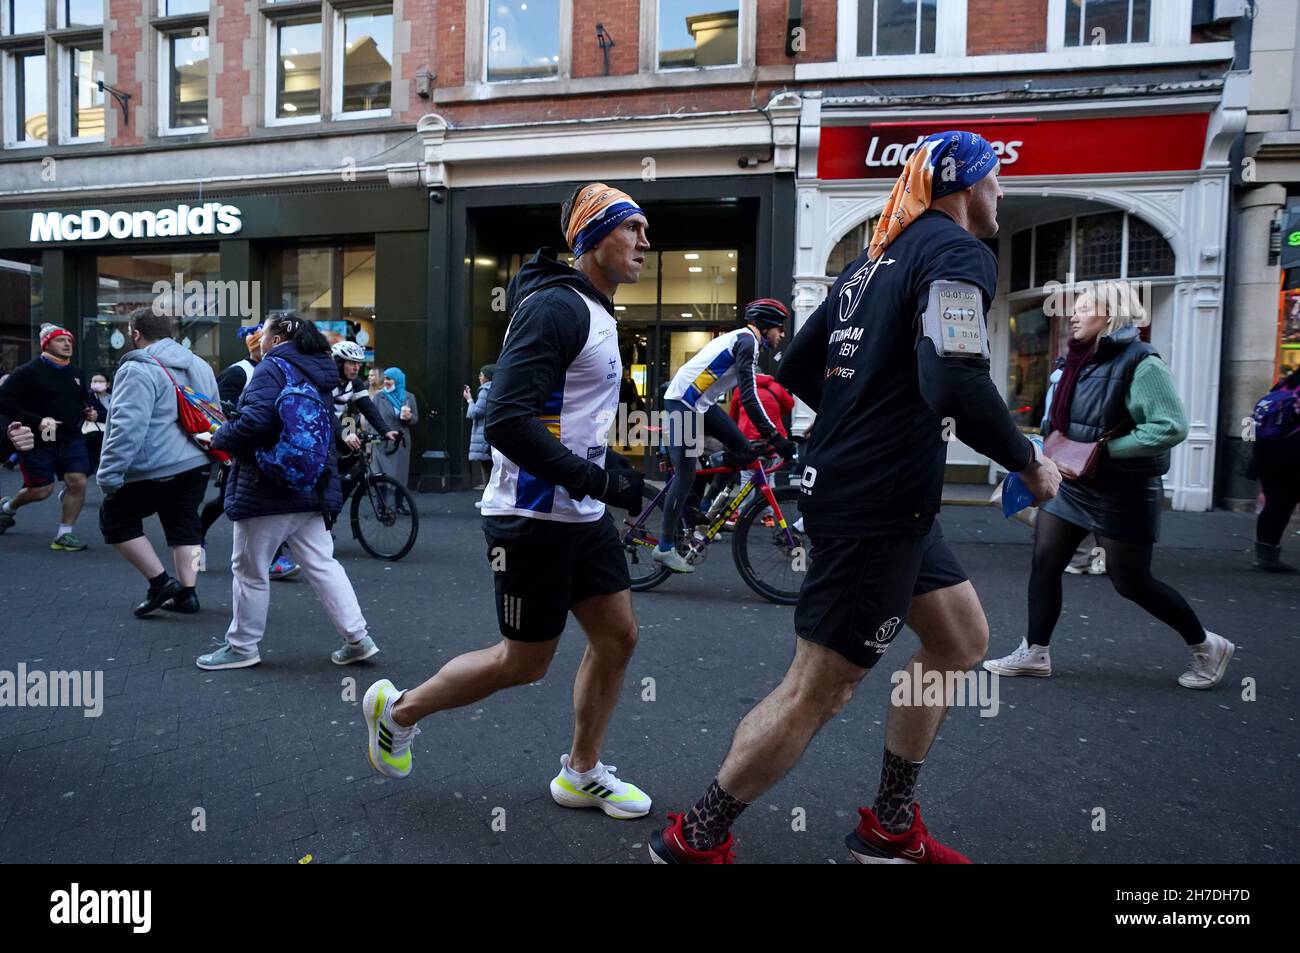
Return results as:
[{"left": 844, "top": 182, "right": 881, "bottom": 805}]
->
[{"left": 985, "top": 281, "right": 1234, "bottom": 690}]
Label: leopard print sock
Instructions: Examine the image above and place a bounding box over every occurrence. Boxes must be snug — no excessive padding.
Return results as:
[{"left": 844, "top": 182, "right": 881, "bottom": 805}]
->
[
  {"left": 873, "top": 748, "right": 924, "bottom": 834},
  {"left": 681, "top": 778, "right": 749, "bottom": 851}
]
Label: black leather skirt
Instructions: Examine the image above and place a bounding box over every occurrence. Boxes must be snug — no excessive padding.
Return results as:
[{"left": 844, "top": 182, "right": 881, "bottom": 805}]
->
[{"left": 1040, "top": 473, "right": 1164, "bottom": 543}]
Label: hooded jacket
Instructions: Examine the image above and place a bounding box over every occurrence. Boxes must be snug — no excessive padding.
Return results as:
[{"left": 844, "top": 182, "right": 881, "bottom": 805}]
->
[
  {"left": 212, "top": 341, "right": 343, "bottom": 521},
  {"left": 95, "top": 338, "right": 220, "bottom": 492},
  {"left": 730, "top": 373, "right": 793, "bottom": 440},
  {"left": 481, "top": 247, "right": 621, "bottom": 522}
]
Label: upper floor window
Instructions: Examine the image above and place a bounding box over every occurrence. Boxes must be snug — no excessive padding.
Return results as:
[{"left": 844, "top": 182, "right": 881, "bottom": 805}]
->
[
  {"left": 2, "top": 0, "right": 44, "bottom": 35},
  {"left": 162, "top": 0, "right": 209, "bottom": 12},
  {"left": 61, "top": 0, "right": 104, "bottom": 28},
  {"left": 338, "top": 6, "right": 393, "bottom": 115},
  {"left": 7, "top": 50, "right": 48, "bottom": 145},
  {"left": 858, "top": 0, "right": 937, "bottom": 57},
  {"left": 487, "top": 0, "right": 560, "bottom": 82},
  {"left": 65, "top": 45, "right": 104, "bottom": 141},
  {"left": 658, "top": 0, "right": 740, "bottom": 70},
  {"left": 1064, "top": 0, "right": 1150, "bottom": 47},
  {"left": 270, "top": 14, "right": 322, "bottom": 121}
]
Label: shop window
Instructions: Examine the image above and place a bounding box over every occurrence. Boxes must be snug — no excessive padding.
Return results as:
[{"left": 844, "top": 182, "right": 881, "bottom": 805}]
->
[
  {"left": 92, "top": 250, "right": 223, "bottom": 373},
  {"left": 1073, "top": 211, "right": 1123, "bottom": 281},
  {"left": 65, "top": 46, "right": 105, "bottom": 142},
  {"left": 658, "top": 0, "right": 740, "bottom": 70},
  {"left": 1064, "top": 0, "right": 1150, "bottom": 48},
  {"left": 2, "top": 1, "right": 44, "bottom": 35},
  {"left": 338, "top": 6, "right": 392, "bottom": 116},
  {"left": 1033, "top": 220, "right": 1071, "bottom": 288},
  {"left": 1006, "top": 306, "right": 1051, "bottom": 431},
  {"left": 486, "top": 0, "right": 560, "bottom": 82},
  {"left": 0, "top": 257, "right": 43, "bottom": 372},
  {"left": 271, "top": 245, "right": 377, "bottom": 362},
  {"left": 857, "top": 0, "right": 937, "bottom": 57},
  {"left": 61, "top": 0, "right": 104, "bottom": 28},
  {"left": 1010, "top": 229, "right": 1032, "bottom": 292},
  {"left": 161, "top": 31, "right": 209, "bottom": 132},
  {"left": 1126, "top": 216, "right": 1174, "bottom": 278},
  {"left": 269, "top": 15, "right": 322, "bottom": 121}
]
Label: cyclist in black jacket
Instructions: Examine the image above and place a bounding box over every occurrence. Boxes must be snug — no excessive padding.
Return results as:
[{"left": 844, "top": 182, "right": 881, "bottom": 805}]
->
[{"left": 652, "top": 131, "right": 1061, "bottom": 865}]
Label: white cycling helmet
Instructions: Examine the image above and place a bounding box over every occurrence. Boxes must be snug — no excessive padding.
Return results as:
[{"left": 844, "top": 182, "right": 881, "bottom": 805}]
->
[{"left": 331, "top": 340, "right": 366, "bottom": 362}]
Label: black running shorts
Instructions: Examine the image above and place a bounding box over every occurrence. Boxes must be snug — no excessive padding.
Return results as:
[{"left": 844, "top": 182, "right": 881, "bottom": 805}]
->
[
  {"left": 484, "top": 512, "right": 631, "bottom": 642},
  {"left": 99, "top": 465, "right": 210, "bottom": 547},
  {"left": 794, "top": 520, "right": 967, "bottom": 670}
]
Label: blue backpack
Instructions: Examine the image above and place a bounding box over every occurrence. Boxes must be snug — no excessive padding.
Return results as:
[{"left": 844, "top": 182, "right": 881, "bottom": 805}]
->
[
  {"left": 255, "top": 356, "right": 332, "bottom": 491},
  {"left": 1252, "top": 382, "right": 1300, "bottom": 442}
]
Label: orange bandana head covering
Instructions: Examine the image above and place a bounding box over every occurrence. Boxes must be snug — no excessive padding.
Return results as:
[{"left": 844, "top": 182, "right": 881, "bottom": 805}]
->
[{"left": 564, "top": 183, "right": 643, "bottom": 257}]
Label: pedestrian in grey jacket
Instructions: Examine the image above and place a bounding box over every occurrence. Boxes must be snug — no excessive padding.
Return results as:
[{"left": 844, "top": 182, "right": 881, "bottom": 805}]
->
[
  {"left": 97, "top": 308, "right": 220, "bottom": 618},
  {"left": 464, "top": 364, "right": 495, "bottom": 489}
]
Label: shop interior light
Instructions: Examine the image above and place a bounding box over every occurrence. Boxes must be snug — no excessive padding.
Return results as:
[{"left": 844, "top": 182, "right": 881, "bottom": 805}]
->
[
  {"left": 730, "top": 267, "right": 736, "bottom": 272},
  {"left": 615, "top": 305, "right": 626, "bottom": 311},
  {"left": 683, "top": 253, "right": 700, "bottom": 260},
  {"left": 688, "top": 266, "right": 703, "bottom": 273},
  {"left": 727, "top": 252, "right": 735, "bottom": 258},
  {"left": 680, "top": 312, "right": 692, "bottom": 318},
  {"left": 284, "top": 102, "right": 298, "bottom": 112},
  {"left": 283, "top": 59, "right": 297, "bottom": 70}
]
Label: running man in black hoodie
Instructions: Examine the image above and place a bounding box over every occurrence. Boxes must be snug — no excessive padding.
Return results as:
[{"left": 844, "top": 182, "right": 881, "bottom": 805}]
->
[{"left": 362, "top": 184, "right": 654, "bottom": 824}]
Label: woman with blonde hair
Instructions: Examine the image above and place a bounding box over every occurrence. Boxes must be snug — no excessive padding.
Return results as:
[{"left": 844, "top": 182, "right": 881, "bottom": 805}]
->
[{"left": 985, "top": 280, "right": 1234, "bottom": 690}]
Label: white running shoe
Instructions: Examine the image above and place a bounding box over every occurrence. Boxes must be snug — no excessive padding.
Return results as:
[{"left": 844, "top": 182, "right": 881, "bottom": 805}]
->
[
  {"left": 363, "top": 678, "right": 420, "bottom": 779},
  {"left": 549, "top": 754, "right": 652, "bottom": 819},
  {"left": 652, "top": 546, "right": 694, "bottom": 574},
  {"left": 982, "top": 639, "right": 1052, "bottom": 677},
  {"left": 1177, "top": 632, "right": 1234, "bottom": 690}
]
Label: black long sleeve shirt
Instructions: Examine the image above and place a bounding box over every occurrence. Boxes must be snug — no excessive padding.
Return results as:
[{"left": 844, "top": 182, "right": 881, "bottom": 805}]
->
[
  {"left": 0, "top": 356, "right": 95, "bottom": 444},
  {"left": 778, "top": 210, "right": 1033, "bottom": 537}
]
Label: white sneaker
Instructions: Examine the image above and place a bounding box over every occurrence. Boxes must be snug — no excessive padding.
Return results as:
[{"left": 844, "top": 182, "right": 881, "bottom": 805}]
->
[
  {"left": 549, "top": 754, "right": 652, "bottom": 819},
  {"left": 363, "top": 678, "right": 420, "bottom": 779},
  {"left": 652, "top": 546, "right": 694, "bottom": 574},
  {"left": 1177, "top": 632, "right": 1234, "bottom": 690},
  {"left": 982, "top": 639, "right": 1052, "bottom": 677},
  {"left": 1064, "top": 563, "right": 1087, "bottom": 575}
]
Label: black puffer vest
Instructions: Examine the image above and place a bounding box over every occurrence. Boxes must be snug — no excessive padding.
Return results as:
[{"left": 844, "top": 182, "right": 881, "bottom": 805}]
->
[{"left": 1052, "top": 326, "right": 1169, "bottom": 479}]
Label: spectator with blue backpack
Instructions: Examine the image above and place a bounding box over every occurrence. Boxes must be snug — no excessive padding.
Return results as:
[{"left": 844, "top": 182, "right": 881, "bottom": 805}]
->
[
  {"left": 197, "top": 313, "right": 379, "bottom": 671},
  {"left": 1248, "top": 366, "right": 1300, "bottom": 573}
]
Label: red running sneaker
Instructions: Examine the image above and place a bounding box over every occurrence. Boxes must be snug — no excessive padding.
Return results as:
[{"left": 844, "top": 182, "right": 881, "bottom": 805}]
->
[
  {"left": 648, "top": 813, "right": 736, "bottom": 864},
  {"left": 845, "top": 805, "right": 971, "bottom": 864}
]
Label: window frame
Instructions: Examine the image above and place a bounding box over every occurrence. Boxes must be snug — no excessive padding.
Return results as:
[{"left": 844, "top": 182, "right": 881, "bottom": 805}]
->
[
  {"left": 58, "top": 0, "right": 106, "bottom": 30},
  {"left": 1046, "top": 0, "right": 1187, "bottom": 52},
  {"left": 468, "top": 0, "right": 573, "bottom": 87},
  {"left": 2, "top": 1, "right": 47, "bottom": 37},
  {"left": 59, "top": 41, "right": 105, "bottom": 144},
  {"left": 4, "top": 47, "right": 51, "bottom": 149},
  {"left": 264, "top": 7, "right": 325, "bottom": 127},
  {"left": 157, "top": 25, "right": 211, "bottom": 136},
  {"left": 652, "top": 0, "right": 745, "bottom": 73},
  {"left": 1009, "top": 213, "right": 1174, "bottom": 294},
  {"left": 837, "top": 0, "right": 965, "bottom": 64},
  {"left": 331, "top": 2, "right": 393, "bottom": 121}
]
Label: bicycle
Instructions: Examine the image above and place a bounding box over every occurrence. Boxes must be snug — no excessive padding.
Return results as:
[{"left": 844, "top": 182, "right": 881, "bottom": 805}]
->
[
  {"left": 608, "top": 443, "right": 808, "bottom": 605},
  {"left": 337, "top": 433, "right": 419, "bottom": 561}
]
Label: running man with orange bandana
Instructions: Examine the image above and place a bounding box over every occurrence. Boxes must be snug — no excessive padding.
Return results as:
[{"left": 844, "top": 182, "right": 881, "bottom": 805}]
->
[
  {"left": 650, "top": 131, "right": 1061, "bottom": 864},
  {"left": 362, "top": 184, "right": 656, "bottom": 822}
]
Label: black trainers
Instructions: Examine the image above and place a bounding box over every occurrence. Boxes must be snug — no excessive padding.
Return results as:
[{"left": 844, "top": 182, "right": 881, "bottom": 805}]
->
[
  {"left": 163, "top": 589, "right": 200, "bottom": 614},
  {"left": 135, "top": 577, "right": 183, "bottom": 617}
]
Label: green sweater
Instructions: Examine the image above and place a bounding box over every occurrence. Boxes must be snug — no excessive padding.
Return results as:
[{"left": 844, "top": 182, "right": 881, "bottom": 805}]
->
[{"left": 1106, "top": 357, "right": 1188, "bottom": 459}]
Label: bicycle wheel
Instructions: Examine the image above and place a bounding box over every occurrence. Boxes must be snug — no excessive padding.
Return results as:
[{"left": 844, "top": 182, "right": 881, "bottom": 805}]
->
[
  {"left": 732, "top": 484, "right": 807, "bottom": 606},
  {"left": 607, "top": 484, "right": 673, "bottom": 591},
  {"left": 351, "top": 475, "right": 419, "bottom": 561}
]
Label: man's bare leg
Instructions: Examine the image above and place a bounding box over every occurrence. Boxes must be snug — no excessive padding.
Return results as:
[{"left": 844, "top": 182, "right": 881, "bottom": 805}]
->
[
  {"left": 567, "top": 589, "right": 638, "bottom": 773},
  {"left": 390, "top": 637, "right": 560, "bottom": 728},
  {"left": 60, "top": 472, "right": 87, "bottom": 525},
  {"left": 872, "top": 581, "right": 989, "bottom": 831},
  {"left": 5, "top": 483, "right": 54, "bottom": 511}
]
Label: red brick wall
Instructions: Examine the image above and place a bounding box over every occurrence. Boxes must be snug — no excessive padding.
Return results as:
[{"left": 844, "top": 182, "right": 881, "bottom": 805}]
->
[
  {"left": 757, "top": 0, "right": 834, "bottom": 65},
  {"left": 571, "top": 0, "right": 640, "bottom": 79},
  {"left": 212, "top": 2, "right": 252, "bottom": 140},
  {"left": 399, "top": 0, "right": 438, "bottom": 122},
  {"left": 437, "top": 0, "right": 467, "bottom": 87},
  {"left": 967, "top": 0, "right": 1048, "bottom": 55},
  {"left": 107, "top": 0, "right": 144, "bottom": 146},
  {"left": 440, "top": 84, "right": 783, "bottom": 126}
]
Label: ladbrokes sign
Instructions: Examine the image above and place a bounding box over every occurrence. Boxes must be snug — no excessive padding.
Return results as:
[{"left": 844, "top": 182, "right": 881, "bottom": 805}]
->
[{"left": 817, "top": 114, "right": 1210, "bottom": 180}]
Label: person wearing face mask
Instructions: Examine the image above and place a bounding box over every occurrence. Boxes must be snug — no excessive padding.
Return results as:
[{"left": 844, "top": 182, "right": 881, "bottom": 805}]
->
[
  {"left": 0, "top": 323, "right": 100, "bottom": 550},
  {"left": 95, "top": 309, "right": 220, "bottom": 616},
  {"left": 83, "top": 373, "right": 111, "bottom": 474},
  {"left": 984, "top": 281, "right": 1234, "bottom": 690}
]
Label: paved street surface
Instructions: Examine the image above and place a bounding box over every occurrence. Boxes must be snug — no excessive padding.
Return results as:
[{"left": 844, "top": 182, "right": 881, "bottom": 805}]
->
[{"left": 1, "top": 480, "right": 1297, "bottom": 864}]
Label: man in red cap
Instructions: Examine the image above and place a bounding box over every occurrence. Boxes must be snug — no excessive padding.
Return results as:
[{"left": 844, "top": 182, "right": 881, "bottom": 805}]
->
[{"left": 0, "top": 324, "right": 101, "bottom": 550}]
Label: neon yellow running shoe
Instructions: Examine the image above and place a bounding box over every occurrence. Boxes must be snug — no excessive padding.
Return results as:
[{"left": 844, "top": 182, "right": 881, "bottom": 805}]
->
[
  {"left": 549, "top": 754, "right": 652, "bottom": 819},
  {"left": 363, "top": 679, "right": 419, "bottom": 779}
]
